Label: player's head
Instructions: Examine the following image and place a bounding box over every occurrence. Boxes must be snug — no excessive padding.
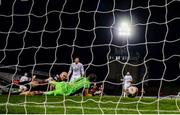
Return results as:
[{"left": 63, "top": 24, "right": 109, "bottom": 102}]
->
[
  {"left": 88, "top": 73, "right": 97, "bottom": 82},
  {"left": 59, "top": 72, "right": 68, "bottom": 81},
  {"left": 74, "top": 57, "right": 80, "bottom": 64},
  {"left": 24, "top": 73, "right": 28, "bottom": 76},
  {"left": 126, "top": 72, "right": 130, "bottom": 75},
  {"left": 127, "top": 86, "right": 138, "bottom": 98}
]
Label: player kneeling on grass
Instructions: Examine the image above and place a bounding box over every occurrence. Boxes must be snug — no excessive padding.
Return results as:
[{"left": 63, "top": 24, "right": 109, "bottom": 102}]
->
[{"left": 44, "top": 73, "right": 97, "bottom": 96}]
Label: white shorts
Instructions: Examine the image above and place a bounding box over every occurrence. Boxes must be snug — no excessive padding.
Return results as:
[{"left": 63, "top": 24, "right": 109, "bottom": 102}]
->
[
  {"left": 70, "top": 75, "right": 81, "bottom": 82},
  {"left": 19, "top": 85, "right": 27, "bottom": 91},
  {"left": 123, "top": 84, "right": 131, "bottom": 90}
]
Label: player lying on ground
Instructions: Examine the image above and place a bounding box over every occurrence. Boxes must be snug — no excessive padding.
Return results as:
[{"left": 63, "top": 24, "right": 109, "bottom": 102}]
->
[
  {"left": 43, "top": 73, "right": 97, "bottom": 96},
  {"left": 19, "top": 72, "right": 68, "bottom": 96},
  {"left": 12, "top": 73, "right": 36, "bottom": 93}
]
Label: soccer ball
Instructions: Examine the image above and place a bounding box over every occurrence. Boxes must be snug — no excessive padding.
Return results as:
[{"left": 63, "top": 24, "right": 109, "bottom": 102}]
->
[{"left": 127, "top": 86, "right": 138, "bottom": 98}]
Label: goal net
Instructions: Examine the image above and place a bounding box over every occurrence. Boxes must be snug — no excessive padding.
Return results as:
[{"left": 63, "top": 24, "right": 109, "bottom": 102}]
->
[{"left": 0, "top": 0, "right": 180, "bottom": 114}]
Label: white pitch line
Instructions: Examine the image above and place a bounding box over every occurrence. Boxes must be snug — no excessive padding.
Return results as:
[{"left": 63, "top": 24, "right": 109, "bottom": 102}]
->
[{"left": 0, "top": 103, "right": 180, "bottom": 113}]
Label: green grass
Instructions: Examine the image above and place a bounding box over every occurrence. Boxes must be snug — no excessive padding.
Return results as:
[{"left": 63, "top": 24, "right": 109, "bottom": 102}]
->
[{"left": 0, "top": 95, "right": 180, "bottom": 114}]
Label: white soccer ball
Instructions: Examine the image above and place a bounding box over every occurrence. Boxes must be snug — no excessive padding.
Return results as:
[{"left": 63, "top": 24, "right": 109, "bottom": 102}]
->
[{"left": 127, "top": 86, "right": 138, "bottom": 98}]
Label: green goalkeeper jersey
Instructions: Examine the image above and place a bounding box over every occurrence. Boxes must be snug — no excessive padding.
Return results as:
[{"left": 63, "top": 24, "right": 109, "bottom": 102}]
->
[{"left": 45, "top": 77, "right": 90, "bottom": 96}]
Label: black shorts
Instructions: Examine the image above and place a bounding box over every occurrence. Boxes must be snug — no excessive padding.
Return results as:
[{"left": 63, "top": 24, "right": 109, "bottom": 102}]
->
[{"left": 26, "top": 84, "right": 50, "bottom": 92}]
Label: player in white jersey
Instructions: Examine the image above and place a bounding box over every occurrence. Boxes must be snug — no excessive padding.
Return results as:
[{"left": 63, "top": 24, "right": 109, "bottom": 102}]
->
[
  {"left": 19, "top": 73, "right": 29, "bottom": 92},
  {"left": 121, "top": 72, "right": 133, "bottom": 97},
  {"left": 68, "top": 57, "right": 85, "bottom": 82}
]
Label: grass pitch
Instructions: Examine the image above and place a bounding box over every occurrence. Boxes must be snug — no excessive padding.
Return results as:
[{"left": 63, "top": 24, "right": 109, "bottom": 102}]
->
[{"left": 0, "top": 95, "right": 180, "bottom": 114}]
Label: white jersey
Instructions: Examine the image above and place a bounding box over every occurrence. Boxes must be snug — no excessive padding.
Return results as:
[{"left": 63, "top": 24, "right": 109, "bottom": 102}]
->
[
  {"left": 19, "top": 75, "right": 29, "bottom": 91},
  {"left": 123, "top": 75, "right": 132, "bottom": 89},
  {"left": 69, "top": 62, "right": 84, "bottom": 82},
  {"left": 20, "top": 75, "right": 29, "bottom": 82}
]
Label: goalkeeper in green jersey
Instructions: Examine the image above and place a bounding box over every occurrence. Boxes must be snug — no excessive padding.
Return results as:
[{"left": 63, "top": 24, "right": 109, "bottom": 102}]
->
[{"left": 44, "top": 73, "right": 97, "bottom": 96}]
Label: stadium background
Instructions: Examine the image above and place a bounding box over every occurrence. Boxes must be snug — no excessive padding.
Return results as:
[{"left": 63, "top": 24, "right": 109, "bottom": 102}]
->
[{"left": 0, "top": 0, "right": 180, "bottom": 96}]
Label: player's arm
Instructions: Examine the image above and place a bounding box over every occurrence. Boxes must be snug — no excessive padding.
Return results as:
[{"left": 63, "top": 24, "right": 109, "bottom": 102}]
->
[
  {"left": 18, "top": 81, "right": 30, "bottom": 85},
  {"left": 67, "top": 64, "right": 73, "bottom": 80},
  {"left": 30, "top": 75, "right": 50, "bottom": 87},
  {"left": 93, "top": 82, "right": 97, "bottom": 89},
  {"left": 80, "top": 64, "right": 85, "bottom": 76},
  {"left": 45, "top": 77, "right": 52, "bottom": 82},
  {"left": 29, "top": 75, "right": 39, "bottom": 87},
  {"left": 31, "top": 75, "right": 36, "bottom": 81},
  {"left": 49, "top": 80, "right": 57, "bottom": 85}
]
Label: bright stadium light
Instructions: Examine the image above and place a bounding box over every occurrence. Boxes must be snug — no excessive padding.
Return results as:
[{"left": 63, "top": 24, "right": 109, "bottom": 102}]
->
[
  {"left": 118, "top": 22, "right": 131, "bottom": 36},
  {"left": 117, "top": 20, "right": 133, "bottom": 38}
]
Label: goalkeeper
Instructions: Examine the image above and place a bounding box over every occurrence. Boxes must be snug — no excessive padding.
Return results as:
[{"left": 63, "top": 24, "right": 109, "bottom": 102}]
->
[{"left": 44, "top": 73, "right": 96, "bottom": 96}]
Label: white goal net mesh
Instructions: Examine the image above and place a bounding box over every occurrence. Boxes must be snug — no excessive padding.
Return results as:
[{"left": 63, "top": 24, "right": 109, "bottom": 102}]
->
[{"left": 0, "top": 0, "right": 180, "bottom": 114}]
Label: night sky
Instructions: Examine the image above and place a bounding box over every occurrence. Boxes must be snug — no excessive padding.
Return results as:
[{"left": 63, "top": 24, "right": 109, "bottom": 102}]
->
[{"left": 0, "top": 0, "right": 180, "bottom": 84}]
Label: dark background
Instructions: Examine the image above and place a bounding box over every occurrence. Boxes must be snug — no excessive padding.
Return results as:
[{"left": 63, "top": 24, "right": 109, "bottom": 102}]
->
[{"left": 0, "top": 0, "right": 180, "bottom": 94}]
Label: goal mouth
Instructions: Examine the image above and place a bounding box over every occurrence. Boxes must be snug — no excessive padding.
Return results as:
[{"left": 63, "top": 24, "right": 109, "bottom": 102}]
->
[{"left": 0, "top": 0, "right": 180, "bottom": 114}]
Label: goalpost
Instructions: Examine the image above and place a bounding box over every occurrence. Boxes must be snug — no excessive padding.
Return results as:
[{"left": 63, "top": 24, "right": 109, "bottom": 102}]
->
[{"left": 0, "top": 0, "right": 180, "bottom": 114}]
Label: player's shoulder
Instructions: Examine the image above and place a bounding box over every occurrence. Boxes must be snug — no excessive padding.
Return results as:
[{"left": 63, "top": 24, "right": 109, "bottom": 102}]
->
[
  {"left": 125, "top": 75, "right": 132, "bottom": 78},
  {"left": 21, "top": 76, "right": 27, "bottom": 79},
  {"left": 78, "top": 62, "right": 83, "bottom": 66},
  {"left": 124, "top": 75, "right": 128, "bottom": 78}
]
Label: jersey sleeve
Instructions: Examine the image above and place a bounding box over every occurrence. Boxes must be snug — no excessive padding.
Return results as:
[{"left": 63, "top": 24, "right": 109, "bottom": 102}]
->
[
  {"left": 68, "top": 64, "right": 73, "bottom": 74},
  {"left": 80, "top": 64, "right": 85, "bottom": 76},
  {"left": 128, "top": 76, "right": 133, "bottom": 81}
]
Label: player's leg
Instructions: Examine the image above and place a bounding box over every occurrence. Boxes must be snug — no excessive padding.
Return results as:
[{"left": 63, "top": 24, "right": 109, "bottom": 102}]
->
[
  {"left": 43, "top": 91, "right": 55, "bottom": 95},
  {"left": 123, "top": 85, "right": 128, "bottom": 97},
  {"left": 19, "top": 91, "right": 35, "bottom": 96},
  {"left": 70, "top": 75, "right": 81, "bottom": 82},
  {"left": 84, "top": 88, "right": 92, "bottom": 96}
]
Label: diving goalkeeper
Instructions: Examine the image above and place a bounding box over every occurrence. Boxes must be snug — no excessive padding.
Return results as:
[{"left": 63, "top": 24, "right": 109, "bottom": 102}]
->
[{"left": 43, "top": 73, "right": 96, "bottom": 96}]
